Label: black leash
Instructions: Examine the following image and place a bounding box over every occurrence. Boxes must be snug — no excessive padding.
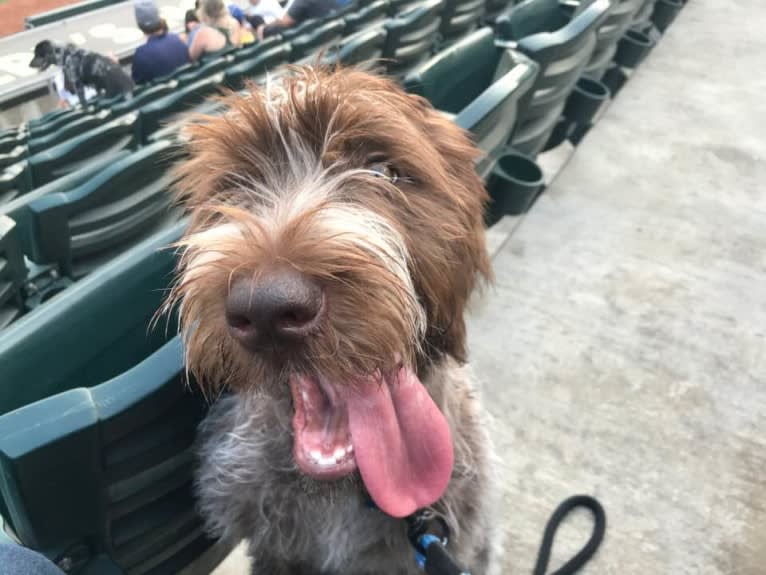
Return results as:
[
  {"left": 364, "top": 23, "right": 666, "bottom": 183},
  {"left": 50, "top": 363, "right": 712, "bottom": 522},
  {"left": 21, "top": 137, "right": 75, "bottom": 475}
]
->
[{"left": 405, "top": 495, "right": 606, "bottom": 575}]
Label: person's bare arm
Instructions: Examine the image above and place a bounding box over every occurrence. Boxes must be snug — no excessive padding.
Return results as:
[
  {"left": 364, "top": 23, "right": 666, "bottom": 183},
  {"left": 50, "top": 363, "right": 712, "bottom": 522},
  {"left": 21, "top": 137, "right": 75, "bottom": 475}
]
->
[
  {"left": 189, "top": 27, "right": 226, "bottom": 61},
  {"left": 258, "top": 13, "right": 295, "bottom": 39},
  {"left": 229, "top": 18, "right": 243, "bottom": 46}
]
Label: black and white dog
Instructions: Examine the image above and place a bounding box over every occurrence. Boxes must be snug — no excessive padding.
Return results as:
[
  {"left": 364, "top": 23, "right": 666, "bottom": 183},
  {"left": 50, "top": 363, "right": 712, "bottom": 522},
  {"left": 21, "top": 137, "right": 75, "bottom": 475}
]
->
[{"left": 30, "top": 40, "right": 134, "bottom": 106}]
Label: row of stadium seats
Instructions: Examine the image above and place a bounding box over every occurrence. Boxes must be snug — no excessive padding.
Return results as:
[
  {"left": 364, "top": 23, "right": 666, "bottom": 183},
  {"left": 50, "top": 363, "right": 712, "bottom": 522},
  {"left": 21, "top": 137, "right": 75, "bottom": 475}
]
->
[{"left": 0, "top": 0, "right": 687, "bottom": 573}]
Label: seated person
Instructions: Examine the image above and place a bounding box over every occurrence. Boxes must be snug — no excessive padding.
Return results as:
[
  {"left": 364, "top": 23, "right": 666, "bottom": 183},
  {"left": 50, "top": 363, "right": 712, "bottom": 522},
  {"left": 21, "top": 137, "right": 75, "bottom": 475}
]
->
[
  {"left": 189, "top": 0, "right": 243, "bottom": 62},
  {"left": 229, "top": 4, "right": 256, "bottom": 44},
  {"left": 184, "top": 9, "right": 201, "bottom": 46},
  {"left": 258, "top": 0, "right": 339, "bottom": 38},
  {"left": 245, "top": 0, "right": 285, "bottom": 28},
  {"left": 132, "top": 0, "right": 190, "bottom": 84}
]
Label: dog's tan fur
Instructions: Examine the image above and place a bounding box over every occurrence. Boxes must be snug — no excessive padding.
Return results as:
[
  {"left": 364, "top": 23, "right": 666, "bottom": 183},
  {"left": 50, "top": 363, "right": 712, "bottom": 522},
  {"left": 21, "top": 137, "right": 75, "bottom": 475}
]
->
[{"left": 169, "top": 67, "right": 500, "bottom": 574}]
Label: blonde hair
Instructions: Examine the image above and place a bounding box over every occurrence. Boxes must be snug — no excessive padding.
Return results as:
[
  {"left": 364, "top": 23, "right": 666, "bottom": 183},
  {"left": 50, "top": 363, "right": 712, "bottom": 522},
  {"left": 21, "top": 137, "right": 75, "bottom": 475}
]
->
[{"left": 199, "top": 0, "right": 226, "bottom": 24}]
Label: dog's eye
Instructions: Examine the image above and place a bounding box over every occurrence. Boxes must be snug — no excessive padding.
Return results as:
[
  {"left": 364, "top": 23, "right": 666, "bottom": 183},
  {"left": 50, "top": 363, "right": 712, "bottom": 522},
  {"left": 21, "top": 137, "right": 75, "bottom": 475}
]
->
[{"left": 368, "top": 162, "right": 399, "bottom": 184}]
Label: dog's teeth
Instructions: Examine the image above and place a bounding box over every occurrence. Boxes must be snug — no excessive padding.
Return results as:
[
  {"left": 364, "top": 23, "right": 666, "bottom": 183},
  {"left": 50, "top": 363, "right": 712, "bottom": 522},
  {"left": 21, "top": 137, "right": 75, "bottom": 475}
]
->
[
  {"left": 333, "top": 447, "right": 346, "bottom": 459},
  {"left": 346, "top": 444, "right": 353, "bottom": 454},
  {"left": 302, "top": 391, "right": 309, "bottom": 402},
  {"left": 310, "top": 450, "right": 322, "bottom": 461}
]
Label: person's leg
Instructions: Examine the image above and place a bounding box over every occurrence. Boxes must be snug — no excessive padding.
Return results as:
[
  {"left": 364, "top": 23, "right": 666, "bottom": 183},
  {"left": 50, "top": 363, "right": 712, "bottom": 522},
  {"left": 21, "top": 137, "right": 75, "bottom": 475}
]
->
[{"left": 0, "top": 544, "right": 65, "bottom": 575}]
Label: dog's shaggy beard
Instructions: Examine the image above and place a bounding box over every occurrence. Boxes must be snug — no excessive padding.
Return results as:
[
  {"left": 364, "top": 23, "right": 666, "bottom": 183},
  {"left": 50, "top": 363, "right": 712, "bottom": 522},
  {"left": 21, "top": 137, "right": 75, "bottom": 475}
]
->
[{"left": 166, "top": 154, "right": 426, "bottom": 400}]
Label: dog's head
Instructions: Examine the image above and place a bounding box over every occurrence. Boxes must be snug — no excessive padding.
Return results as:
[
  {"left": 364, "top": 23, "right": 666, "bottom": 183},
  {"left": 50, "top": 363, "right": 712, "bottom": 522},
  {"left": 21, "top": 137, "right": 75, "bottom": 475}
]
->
[
  {"left": 170, "top": 67, "right": 491, "bottom": 517},
  {"left": 29, "top": 40, "right": 59, "bottom": 70}
]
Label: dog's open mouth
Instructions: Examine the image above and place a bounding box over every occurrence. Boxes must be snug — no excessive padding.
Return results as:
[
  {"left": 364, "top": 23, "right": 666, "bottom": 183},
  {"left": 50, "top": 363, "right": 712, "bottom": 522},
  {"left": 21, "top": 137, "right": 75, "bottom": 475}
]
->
[{"left": 289, "top": 367, "right": 454, "bottom": 518}]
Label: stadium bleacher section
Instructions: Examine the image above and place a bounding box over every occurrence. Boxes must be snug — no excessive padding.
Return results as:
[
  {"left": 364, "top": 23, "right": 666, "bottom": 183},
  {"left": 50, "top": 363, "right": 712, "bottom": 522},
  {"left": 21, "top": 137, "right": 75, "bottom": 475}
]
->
[{"left": 0, "top": 0, "right": 687, "bottom": 572}]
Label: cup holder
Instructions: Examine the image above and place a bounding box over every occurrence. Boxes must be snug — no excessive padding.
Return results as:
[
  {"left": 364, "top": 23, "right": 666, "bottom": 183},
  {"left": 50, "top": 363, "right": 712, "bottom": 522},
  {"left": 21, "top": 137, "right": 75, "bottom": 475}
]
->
[
  {"left": 563, "top": 77, "right": 611, "bottom": 128},
  {"left": 615, "top": 29, "right": 654, "bottom": 68},
  {"left": 652, "top": 0, "right": 683, "bottom": 33},
  {"left": 486, "top": 151, "right": 544, "bottom": 223}
]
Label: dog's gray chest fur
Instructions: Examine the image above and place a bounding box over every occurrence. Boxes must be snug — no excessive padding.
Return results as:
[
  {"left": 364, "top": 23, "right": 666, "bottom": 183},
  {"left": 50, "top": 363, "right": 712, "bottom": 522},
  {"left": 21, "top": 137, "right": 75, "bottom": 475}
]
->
[{"left": 194, "top": 361, "right": 499, "bottom": 574}]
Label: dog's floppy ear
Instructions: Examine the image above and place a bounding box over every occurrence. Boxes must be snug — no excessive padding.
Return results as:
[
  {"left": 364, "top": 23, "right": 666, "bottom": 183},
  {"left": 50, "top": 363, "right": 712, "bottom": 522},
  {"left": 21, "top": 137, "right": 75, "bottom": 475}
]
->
[
  {"left": 29, "top": 40, "right": 54, "bottom": 70},
  {"left": 400, "top": 95, "right": 493, "bottom": 364}
]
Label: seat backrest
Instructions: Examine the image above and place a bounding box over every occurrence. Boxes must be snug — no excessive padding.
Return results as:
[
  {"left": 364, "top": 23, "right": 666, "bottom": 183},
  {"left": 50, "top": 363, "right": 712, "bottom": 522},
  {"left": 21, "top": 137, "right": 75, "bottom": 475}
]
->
[
  {"left": 27, "top": 113, "right": 138, "bottom": 188},
  {"left": 224, "top": 43, "right": 292, "bottom": 91},
  {"left": 0, "top": 133, "right": 27, "bottom": 156},
  {"left": 504, "top": 0, "right": 611, "bottom": 155},
  {"left": 382, "top": 0, "right": 445, "bottom": 76},
  {"left": 403, "top": 27, "right": 498, "bottom": 114},
  {"left": 325, "top": 27, "right": 388, "bottom": 70},
  {"left": 388, "top": 0, "right": 425, "bottom": 14},
  {"left": 175, "top": 55, "right": 233, "bottom": 86},
  {"left": 280, "top": 18, "right": 322, "bottom": 40},
  {"left": 27, "top": 109, "right": 87, "bottom": 138},
  {"left": 580, "top": 0, "right": 643, "bottom": 79},
  {"left": 0, "top": 220, "right": 184, "bottom": 418},
  {"left": 232, "top": 35, "right": 283, "bottom": 63},
  {"left": 0, "top": 163, "right": 33, "bottom": 205},
  {"left": 290, "top": 18, "right": 347, "bottom": 63},
  {"left": 344, "top": 0, "right": 389, "bottom": 34},
  {"left": 0, "top": 332, "right": 216, "bottom": 574},
  {"left": 0, "top": 146, "right": 26, "bottom": 172},
  {"left": 455, "top": 53, "right": 538, "bottom": 178},
  {"left": 110, "top": 81, "right": 177, "bottom": 117},
  {"left": 25, "top": 140, "right": 178, "bottom": 278},
  {"left": 1, "top": 151, "right": 133, "bottom": 262},
  {"left": 404, "top": 28, "right": 539, "bottom": 177},
  {"left": 136, "top": 74, "right": 223, "bottom": 144},
  {"left": 439, "top": 0, "right": 486, "bottom": 43},
  {"left": 0, "top": 215, "right": 26, "bottom": 330},
  {"left": 483, "top": 0, "right": 520, "bottom": 24},
  {"left": 27, "top": 111, "right": 111, "bottom": 155}
]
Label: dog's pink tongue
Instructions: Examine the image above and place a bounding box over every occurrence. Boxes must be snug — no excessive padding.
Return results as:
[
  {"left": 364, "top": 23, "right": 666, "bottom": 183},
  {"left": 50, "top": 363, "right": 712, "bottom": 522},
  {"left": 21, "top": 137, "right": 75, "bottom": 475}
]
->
[{"left": 343, "top": 367, "right": 454, "bottom": 518}]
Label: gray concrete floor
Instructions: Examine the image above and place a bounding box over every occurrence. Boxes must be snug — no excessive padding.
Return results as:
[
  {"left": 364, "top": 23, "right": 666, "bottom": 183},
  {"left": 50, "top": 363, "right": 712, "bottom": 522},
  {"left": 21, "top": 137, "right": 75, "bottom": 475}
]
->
[
  {"left": 469, "top": 0, "right": 766, "bottom": 573},
  {"left": 208, "top": 1, "right": 766, "bottom": 573}
]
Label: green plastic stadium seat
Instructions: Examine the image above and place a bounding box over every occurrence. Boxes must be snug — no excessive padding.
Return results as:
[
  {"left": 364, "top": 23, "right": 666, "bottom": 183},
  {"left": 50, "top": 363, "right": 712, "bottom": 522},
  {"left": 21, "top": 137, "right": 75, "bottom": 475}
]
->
[
  {"left": 388, "top": 0, "right": 425, "bottom": 15},
  {"left": 578, "top": 0, "right": 643, "bottom": 79},
  {"left": 135, "top": 75, "right": 223, "bottom": 144},
  {"left": 439, "top": 0, "right": 487, "bottom": 45},
  {"left": 28, "top": 108, "right": 69, "bottom": 127},
  {"left": 224, "top": 44, "right": 292, "bottom": 90},
  {"left": 496, "top": 0, "right": 610, "bottom": 155},
  {"left": 27, "top": 113, "right": 138, "bottom": 188},
  {"left": 232, "top": 35, "right": 283, "bottom": 63},
  {"left": 110, "top": 81, "right": 177, "bottom": 116},
  {"left": 27, "top": 111, "right": 111, "bottom": 154},
  {"left": 324, "top": 27, "right": 388, "bottom": 70},
  {"left": 382, "top": 0, "right": 445, "bottom": 76},
  {"left": 344, "top": 0, "right": 389, "bottom": 35},
  {"left": 1, "top": 152, "right": 133, "bottom": 269},
  {"left": 484, "top": 0, "right": 520, "bottom": 24},
  {"left": 151, "top": 62, "right": 196, "bottom": 85},
  {"left": 0, "top": 133, "right": 27, "bottom": 156},
  {"left": 27, "top": 108, "right": 87, "bottom": 139},
  {"left": 0, "top": 163, "right": 33, "bottom": 205},
  {"left": 175, "top": 55, "right": 234, "bottom": 85},
  {"left": 25, "top": 140, "right": 179, "bottom": 278},
  {"left": 0, "top": 146, "right": 26, "bottom": 172},
  {"left": 280, "top": 18, "right": 323, "bottom": 40},
  {"left": 404, "top": 27, "right": 538, "bottom": 178},
  {"left": 0, "top": 221, "right": 225, "bottom": 574},
  {"left": 290, "top": 19, "right": 346, "bottom": 62},
  {"left": 0, "top": 216, "right": 26, "bottom": 329},
  {"left": 0, "top": 220, "right": 184, "bottom": 417},
  {"left": 0, "top": 335, "right": 218, "bottom": 574}
]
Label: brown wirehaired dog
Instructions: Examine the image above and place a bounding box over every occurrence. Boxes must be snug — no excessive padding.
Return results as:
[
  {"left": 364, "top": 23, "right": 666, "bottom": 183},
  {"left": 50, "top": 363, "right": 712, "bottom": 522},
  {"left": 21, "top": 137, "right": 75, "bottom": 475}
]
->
[{"left": 168, "top": 67, "right": 501, "bottom": 574}]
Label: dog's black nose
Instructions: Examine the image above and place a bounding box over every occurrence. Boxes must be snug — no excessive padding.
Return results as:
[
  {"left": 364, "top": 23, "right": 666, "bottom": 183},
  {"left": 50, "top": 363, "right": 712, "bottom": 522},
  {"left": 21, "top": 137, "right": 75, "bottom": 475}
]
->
[{"left": 225, "top": 269, "right": 323, "bottom": 350}]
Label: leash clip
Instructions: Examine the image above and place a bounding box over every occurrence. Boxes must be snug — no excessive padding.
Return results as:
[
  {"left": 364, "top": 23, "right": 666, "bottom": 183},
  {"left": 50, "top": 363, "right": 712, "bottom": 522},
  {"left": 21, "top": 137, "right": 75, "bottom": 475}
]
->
[{"left": 405, "top": 508, "right": 454, "bottom": 571}]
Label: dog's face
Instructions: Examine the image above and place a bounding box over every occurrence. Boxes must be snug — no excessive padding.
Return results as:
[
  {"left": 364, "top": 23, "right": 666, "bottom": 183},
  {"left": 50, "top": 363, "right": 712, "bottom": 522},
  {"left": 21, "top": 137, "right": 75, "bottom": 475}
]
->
[
  {"left": 29, "top": 40, "right": 57, "bottom": 70},
  {"left": 170, "top": 68, "right": 490, "bottom": 517}
]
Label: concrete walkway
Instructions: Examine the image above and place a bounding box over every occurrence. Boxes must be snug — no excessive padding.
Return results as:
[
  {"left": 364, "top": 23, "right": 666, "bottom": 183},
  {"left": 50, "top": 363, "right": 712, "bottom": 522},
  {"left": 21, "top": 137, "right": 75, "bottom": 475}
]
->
[{"left": 470, "top": 0, "right": 766, "bottom": 573}]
